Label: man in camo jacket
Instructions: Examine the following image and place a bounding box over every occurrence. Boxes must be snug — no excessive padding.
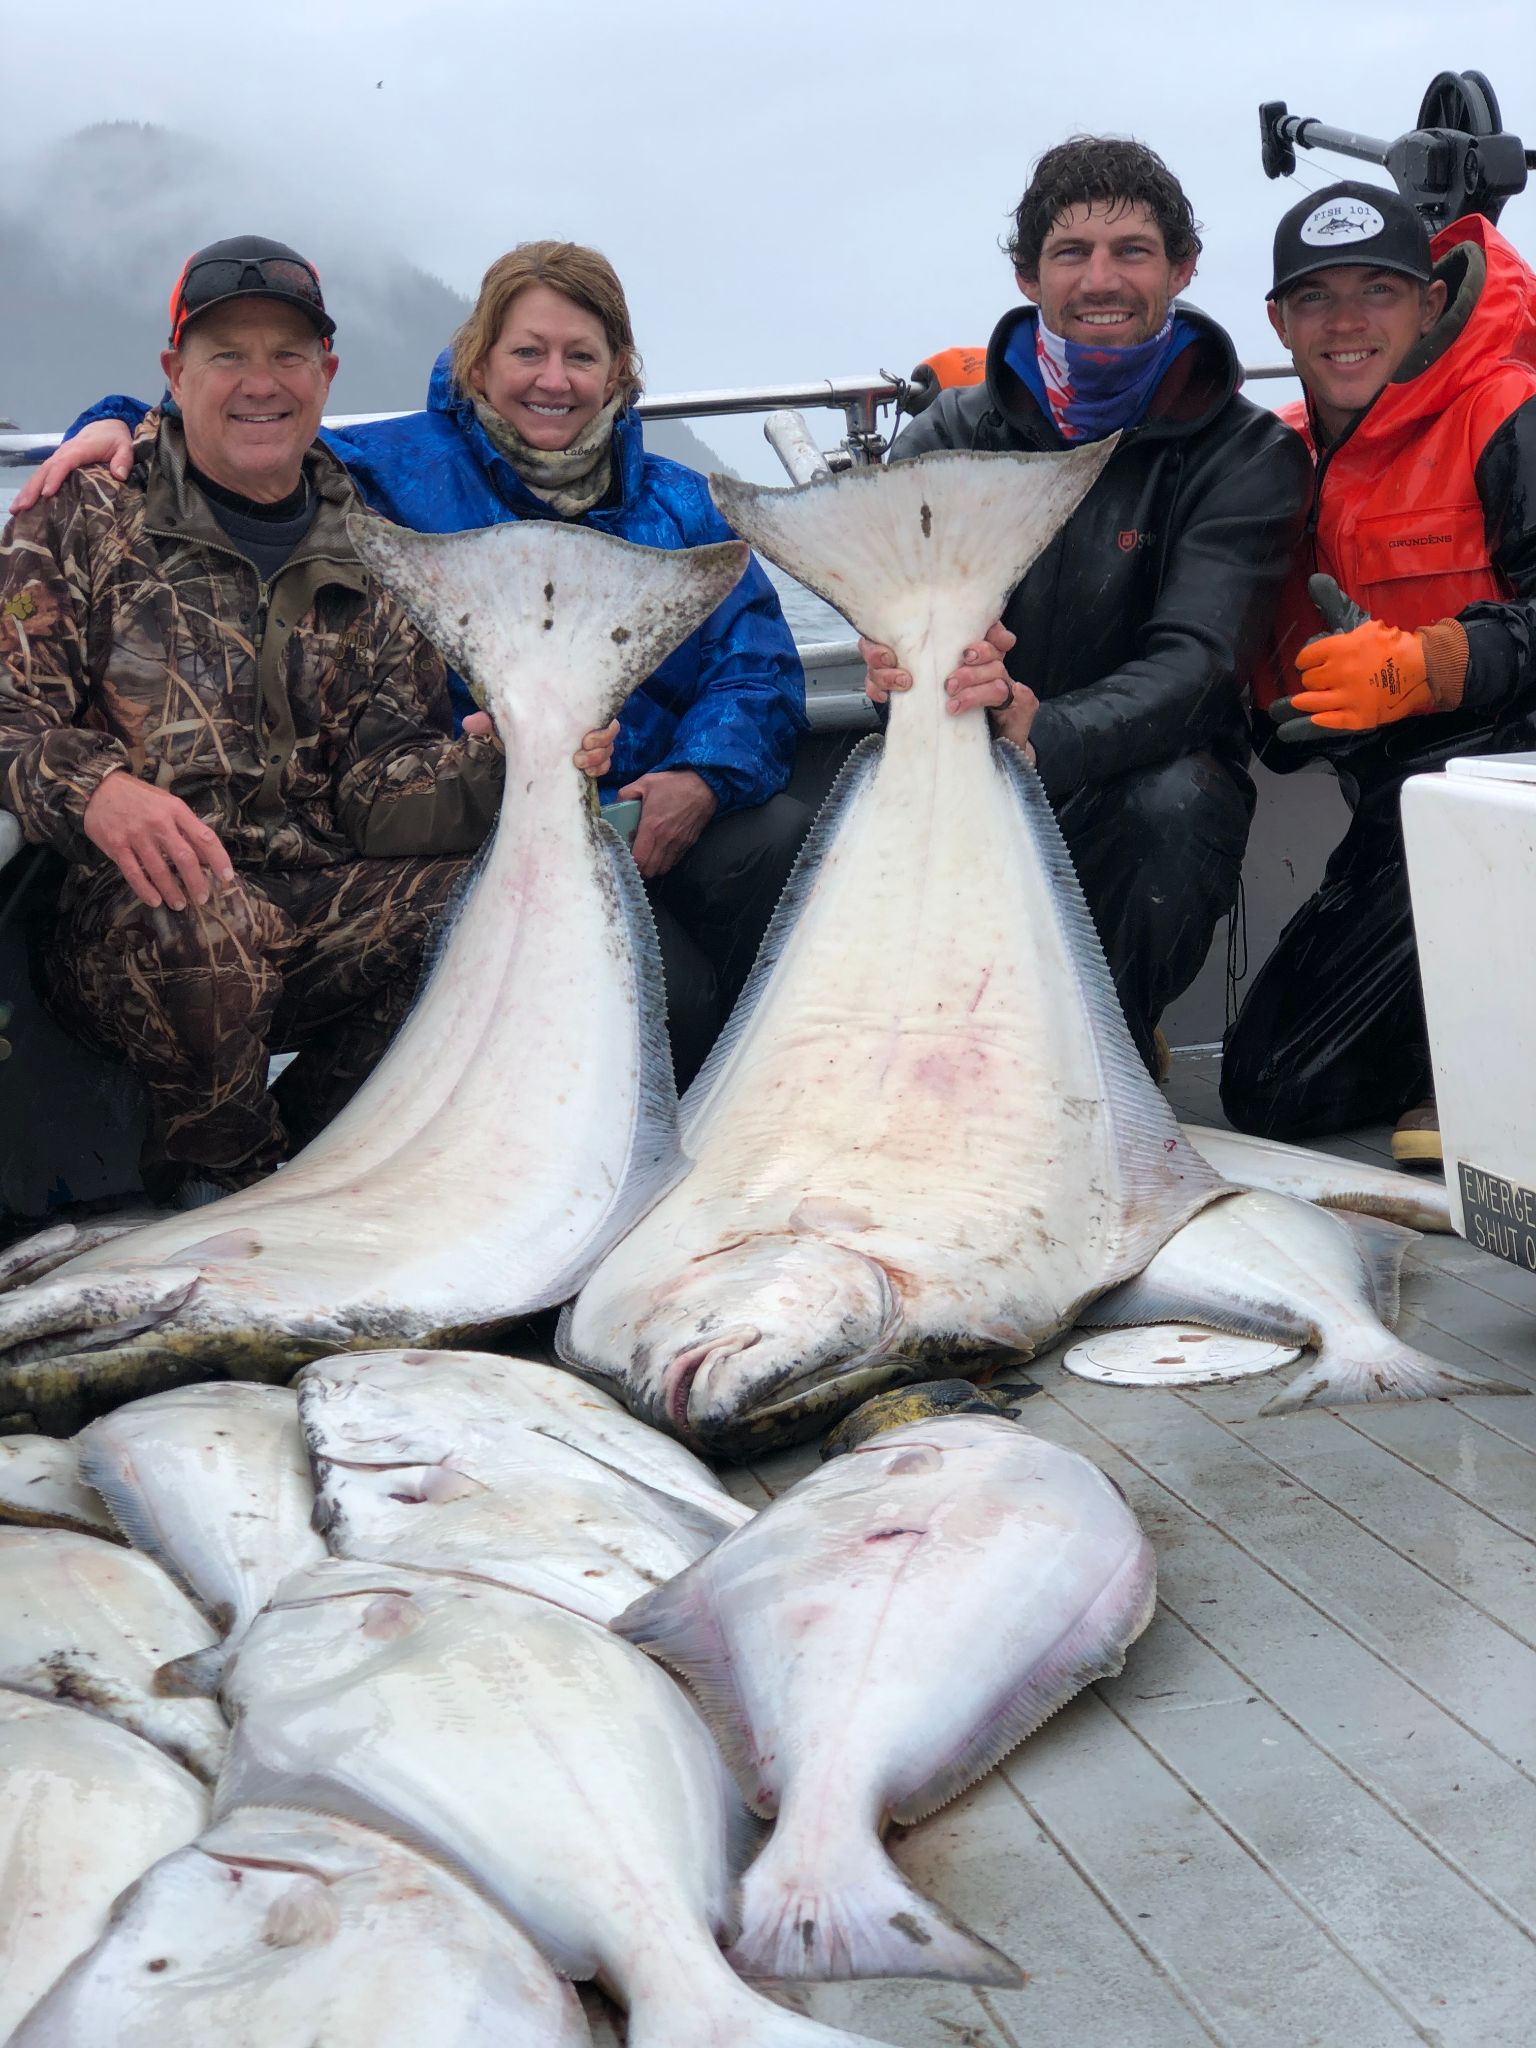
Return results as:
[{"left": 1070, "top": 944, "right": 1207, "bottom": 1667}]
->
[{"left": 0, "top": 236, "right": 606, "bottom": 1201}]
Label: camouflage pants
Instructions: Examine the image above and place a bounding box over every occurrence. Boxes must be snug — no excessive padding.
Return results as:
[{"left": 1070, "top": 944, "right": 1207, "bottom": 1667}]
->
[{"left": 46, "top": 854, "right": 471, "bottom": 1199}]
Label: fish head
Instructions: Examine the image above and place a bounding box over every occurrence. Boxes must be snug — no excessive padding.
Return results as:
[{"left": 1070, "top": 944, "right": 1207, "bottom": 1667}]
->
[
  {"left": 298, "top": 1352, "right": 460, "bottom": 1467},
  {"left": 631, "top": 1233, "right": 904, "bottom": 1452}
]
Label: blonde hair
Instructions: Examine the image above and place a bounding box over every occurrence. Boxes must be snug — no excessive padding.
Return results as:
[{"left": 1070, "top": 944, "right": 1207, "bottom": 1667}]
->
[{"left": 450, "top": 241, "right": 643, "bottom": 407}]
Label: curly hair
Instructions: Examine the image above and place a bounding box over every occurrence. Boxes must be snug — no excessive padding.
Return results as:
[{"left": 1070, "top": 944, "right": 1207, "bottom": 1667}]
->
[
  {"left": 450, "top": 240, "right": 643, "bottom": 407},
  {"left": 1007, "top": 136, "right": 1202, "bottom": 278}
]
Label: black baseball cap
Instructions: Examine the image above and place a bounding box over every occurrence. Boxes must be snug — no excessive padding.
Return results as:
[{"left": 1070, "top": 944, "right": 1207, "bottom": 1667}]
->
[
  {"left": 1268, "top": 181, "right": 1434, "bottom": 301},
  {"left": 168, "top": 236, "right": 336, "bottom": 347}
]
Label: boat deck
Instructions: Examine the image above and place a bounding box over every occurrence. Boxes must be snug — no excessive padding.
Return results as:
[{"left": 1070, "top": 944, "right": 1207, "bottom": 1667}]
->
[{"left": 731, "top": 1050, "right": 1536, "bottom": 2048}]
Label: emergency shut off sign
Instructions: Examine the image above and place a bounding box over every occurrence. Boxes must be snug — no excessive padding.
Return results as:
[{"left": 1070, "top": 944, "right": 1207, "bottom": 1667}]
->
[{"left": 1459, "top": 1164, "right": 1536, "bottom": 1275}]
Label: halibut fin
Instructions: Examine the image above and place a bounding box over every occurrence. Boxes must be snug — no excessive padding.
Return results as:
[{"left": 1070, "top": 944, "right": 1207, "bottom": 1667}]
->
[
  {"left": 155, "top": 1641, "right": 228, "bottom": 1698},
  {"left": 1262, "top": 1345, "right": 1529, "bottom": 1416},
  {"left": 73, "top": 1449, "right": 192, "bottom": 1591},
  {"left": 995, "top": 744, "right": 1226, "bottom": 1273},
  {"left": 611, "top": 1572, "right": 760, "bottom": 1804},
  {"left": 627, "top": 1975, "right": 897, "bottom": 2048},
  {"left": 890, "top": 1531, "right": 1157, "bottom": 1826},
  {"left": 682, "top": 737, "right": 882, "bottom": 1125},
  {"left": 1082, "top": 1269, "right": 1298, "bottom": 1342},
  {"left": 1334, "top": 1211, "right": 1418, "bottom": 1326},
  {"left": 534, "top": 820, "right": 688, "bottom": 1307},
  {"left": 347, "top": 513, "right": 749, "bottom": 737},
  {"left": 711, "top": 446, "right": 1114, "bottom": 659},
  {"left": 728, "top": 1815, "right": 1021, "bottom": 1988}
]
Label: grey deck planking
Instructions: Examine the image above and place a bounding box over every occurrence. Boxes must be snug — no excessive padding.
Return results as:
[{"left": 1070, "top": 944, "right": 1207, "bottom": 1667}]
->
[
  {"left": 1045, "top": 1405, "right": 1536, "bottom": 1995},
  {"left": 728, "top": 1055, "right": 1536, "bottom": 2044},
  {"left": 994, "top": 1684, "right": 1437, "bottom": 2047},
  {"left": 1167, "top": 1396, "right": 1536, "bottom": 1633},
  {"left": 1065, "top": 1427, "right": 1536, "bottom": 1925},
  {"left": 1046, "top": 1376, "right": 1536, "bottom": 1761},
  {"left": 1094, "top": 1616, "right": 1534, "bottom": 2043}
]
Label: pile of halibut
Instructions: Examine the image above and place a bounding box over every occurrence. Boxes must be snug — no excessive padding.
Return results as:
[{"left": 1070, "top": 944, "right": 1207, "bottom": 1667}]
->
[
  {"left": 0, "top": 437, "right": 1518, "bottom": 2045},
  {"left": 0, "top": 1354, "right": 1155, "bottom": 2046}
]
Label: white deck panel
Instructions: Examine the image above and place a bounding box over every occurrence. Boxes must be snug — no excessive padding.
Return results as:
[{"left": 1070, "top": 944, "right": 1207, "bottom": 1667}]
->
[{"left": 731, "top": 1051, "right": 1536, "bottom": 2047}]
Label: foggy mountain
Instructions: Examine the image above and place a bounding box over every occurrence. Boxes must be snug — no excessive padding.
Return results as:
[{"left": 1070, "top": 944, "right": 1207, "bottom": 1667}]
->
[{"left": 0, "top": 121, "right": 728, "bottom": 474}]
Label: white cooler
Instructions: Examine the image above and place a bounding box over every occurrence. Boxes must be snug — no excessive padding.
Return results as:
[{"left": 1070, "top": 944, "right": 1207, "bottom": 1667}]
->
[{"left": 1402, "top": 754, "right": 1536, "bottom": 1273}]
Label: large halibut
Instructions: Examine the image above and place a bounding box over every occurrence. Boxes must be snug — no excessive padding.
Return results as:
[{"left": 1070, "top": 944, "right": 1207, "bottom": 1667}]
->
[
  {"left": 0, "top": 1526, "right": 229, "bottom": 1779},
  {"left": 299, "top": 1348, "right": 750, "bottom": 1623},
  {"left": 615, "top": 1411, "right": 1152, "bottom": 1986},
  {"left": 76, "top": 1382, "right": 326, "bottom": 1692},
  {"left": 0, "top": 523, "right": 746, "bottom": 1434},
  {"left": 561, "top": 452, "right": 1224, "bottom": 1452}
]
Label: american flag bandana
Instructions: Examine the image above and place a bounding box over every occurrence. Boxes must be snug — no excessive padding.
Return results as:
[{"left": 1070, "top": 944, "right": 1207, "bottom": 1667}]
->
[{"left": 1029, "top": 310, "right": 1191, "bottom": 443}]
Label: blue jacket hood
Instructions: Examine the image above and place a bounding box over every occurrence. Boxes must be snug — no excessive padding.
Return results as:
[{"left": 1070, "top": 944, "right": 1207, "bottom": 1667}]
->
[{"left": 426, "top": 346, "right": 456, "bottom": 413}]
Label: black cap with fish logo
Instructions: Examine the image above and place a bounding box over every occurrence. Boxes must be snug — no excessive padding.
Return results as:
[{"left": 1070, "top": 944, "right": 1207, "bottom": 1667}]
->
[{"left": 1268, "top": 180, "right": 1434, "bottom": 301}]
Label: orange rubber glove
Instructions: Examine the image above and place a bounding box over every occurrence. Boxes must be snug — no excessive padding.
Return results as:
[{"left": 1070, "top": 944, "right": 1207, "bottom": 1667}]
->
[{"left": 1271, "top": 577, "right": 1469, "bottom": 738}]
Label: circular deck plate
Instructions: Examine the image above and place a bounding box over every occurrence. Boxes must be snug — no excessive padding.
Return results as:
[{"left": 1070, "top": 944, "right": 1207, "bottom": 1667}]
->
[{"left": 1063, "top": 1325, "right": 1302, "bottom": 1388}]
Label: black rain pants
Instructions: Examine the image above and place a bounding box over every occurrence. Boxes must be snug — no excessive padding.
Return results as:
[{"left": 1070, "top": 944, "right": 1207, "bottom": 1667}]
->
[
  {"left": 1219, "top": 789, "right": 1430, "bottom": 1141},
  {"left": 1056, "top": 749, "right": 1255, "bottom": 1074}
]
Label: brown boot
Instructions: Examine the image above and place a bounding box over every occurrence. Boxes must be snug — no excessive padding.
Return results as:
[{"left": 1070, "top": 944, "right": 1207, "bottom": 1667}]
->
[
  {"left": 1391, "top": 1099, "right": 1442, "bottom": 1170},
  {"left": 1152, "top": 1026, "right": 1172, "bottom": 1086}
]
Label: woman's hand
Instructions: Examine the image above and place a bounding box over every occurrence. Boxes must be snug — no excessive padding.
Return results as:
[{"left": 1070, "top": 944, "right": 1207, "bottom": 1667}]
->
[
  {"left": 462, "top": 710, "right": 615, "bottom": 777},
  {"left": 11, "top": 422, "right": 135, "bottom": 515}
]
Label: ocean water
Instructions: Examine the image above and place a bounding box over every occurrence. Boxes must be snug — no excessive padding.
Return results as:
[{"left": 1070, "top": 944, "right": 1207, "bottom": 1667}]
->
[{"left": 763, "top": 563, "right": 849, "bottom": 645}]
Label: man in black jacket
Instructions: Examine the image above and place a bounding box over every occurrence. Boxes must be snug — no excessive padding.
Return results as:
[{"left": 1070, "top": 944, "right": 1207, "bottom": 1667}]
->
[{"left": 867, "top": 137, "right": 1311, "bottom": 1071}]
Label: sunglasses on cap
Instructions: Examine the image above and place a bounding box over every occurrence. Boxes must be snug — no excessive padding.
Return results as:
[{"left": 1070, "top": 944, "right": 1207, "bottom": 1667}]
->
[{"left": 168, "top": 253, "right": 334, "bottom": 349}]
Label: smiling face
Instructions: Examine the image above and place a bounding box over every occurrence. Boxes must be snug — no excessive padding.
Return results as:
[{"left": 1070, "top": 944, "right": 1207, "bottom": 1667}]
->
[
  {"left": 1269, "top": 265, "right": 1447, "bottom": 440},
  {"left": 1017, "top": 199, "right": 1196, "bottom": 348},
  {"left": 161, "top": 301, "right": 337, "bottom": 503},
  {"left": 469, "top": 283, "right": 621, "bottom": 451}
]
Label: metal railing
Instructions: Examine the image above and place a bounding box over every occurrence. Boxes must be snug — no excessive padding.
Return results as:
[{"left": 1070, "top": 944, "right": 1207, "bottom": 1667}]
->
[{"left": 0, "top": 361, "right": 1300, "bottom": 471}]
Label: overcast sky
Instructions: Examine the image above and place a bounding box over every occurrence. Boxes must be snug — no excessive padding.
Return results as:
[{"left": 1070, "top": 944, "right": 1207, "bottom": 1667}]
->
[{"left": 7, "top": 0, "right": 1536, "bottom": 475}]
